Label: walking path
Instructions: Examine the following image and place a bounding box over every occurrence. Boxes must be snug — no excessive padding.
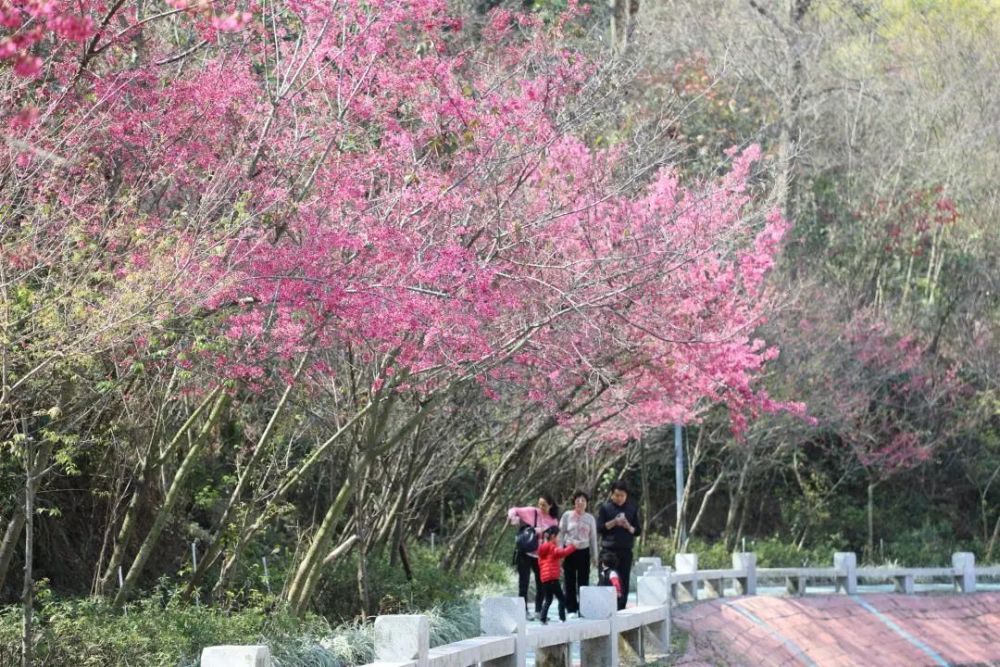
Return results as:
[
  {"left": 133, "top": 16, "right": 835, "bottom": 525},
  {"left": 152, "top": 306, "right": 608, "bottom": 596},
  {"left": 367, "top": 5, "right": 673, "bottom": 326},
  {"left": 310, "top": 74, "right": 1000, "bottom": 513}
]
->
[{"left": 673, "top": 592, "right": 1000, "bottom": 666}]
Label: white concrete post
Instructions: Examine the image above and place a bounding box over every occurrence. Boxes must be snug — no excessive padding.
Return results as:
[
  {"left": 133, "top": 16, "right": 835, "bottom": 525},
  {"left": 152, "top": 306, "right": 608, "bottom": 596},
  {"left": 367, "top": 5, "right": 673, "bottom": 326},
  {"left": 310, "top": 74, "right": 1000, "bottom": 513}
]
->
[
  {"left": 201, "top": 646, "right": 271, "bottom": 667},
  {"left": 633, "top": 556, "right": 663, "bottom": 587},
  {"left": 374, "top": 615, "right": 429, "bottom": 667},
  {"left": 480, "top": 597, "right": 526, "bottom": 667},
  {"left": 637, "top": 570, "right": 672, "bottom": 607},
  {"left": 580, "top": 586, "right": 618, "bottom": 667},
  {"left": 952, "top": 552, "right": 976, "bottom": 593},
  {"left": 674, "top": 552, "right": 698, "bottom": 573},
  {"left": 637, "top": 573, "right": 671, "bottom": 653},
  {"left": 674, "top": 552, "right": 698, "bottom": 602},
  {"left": 834, "top": 552, "right": 857, "bottom": 595},
  {"left": 732, "top": 552, "right": 757, "bottom": 596}
]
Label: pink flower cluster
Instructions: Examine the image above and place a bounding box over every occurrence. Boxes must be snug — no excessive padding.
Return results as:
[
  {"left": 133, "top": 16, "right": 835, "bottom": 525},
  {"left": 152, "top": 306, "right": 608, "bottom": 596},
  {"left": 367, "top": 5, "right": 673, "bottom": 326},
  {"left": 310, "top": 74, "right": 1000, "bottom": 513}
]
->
[
  {"left": 1, "top": 0, "right": 93, "bottom": 77},
  {"left": 2, "top": 0, "right": 796, "bottom": 443}
]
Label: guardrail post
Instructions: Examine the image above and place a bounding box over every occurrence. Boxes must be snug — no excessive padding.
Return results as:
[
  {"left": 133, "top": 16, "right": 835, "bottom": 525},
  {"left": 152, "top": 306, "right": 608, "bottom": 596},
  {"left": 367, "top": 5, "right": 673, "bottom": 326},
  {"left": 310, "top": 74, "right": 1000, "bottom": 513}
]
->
[
  {"left": 201, "top": 646, "right": 271, "bottom": 667},
  {"left": 374, "top": 615, "right": 429, "bottom": 667},
  {"left": 674, "top": 553, "right": 698, "bottom": 602},
  {"left": 952, "top": 552, "right": 976, "bottom": 593},
  {"left": 480, "top": 597, "right": 527, "bottom": 667},
  {"left": 834, "top": 552, "right": 857, "bottom": 595},
  {"left": 638, "top": 571, "right": 671, "bottom": 654},
  {"left": 634, "top": 556, "right": 663, "bottom": 588},
  {"left": 580, "top": 586, "right": 618, "bottom": 667},
  {"left": 732, "top": 552, "right": 757, "bottom": 596}
]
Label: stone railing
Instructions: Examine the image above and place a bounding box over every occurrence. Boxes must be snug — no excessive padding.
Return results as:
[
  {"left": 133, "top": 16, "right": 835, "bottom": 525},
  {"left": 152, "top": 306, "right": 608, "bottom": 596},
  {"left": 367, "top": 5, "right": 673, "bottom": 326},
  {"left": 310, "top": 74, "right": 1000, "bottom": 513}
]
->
[
  {"left": 200, "top": 551, "right": 1000, "bottom": 667},
  {"left": 356, "top": 580, "right": 671, "bottom": 667},
  {"left": 669, "top": 551, "right": 997, "bottom": 601},
  {"left": 200, "top": 578, "right": 672, "bottom": 667}
]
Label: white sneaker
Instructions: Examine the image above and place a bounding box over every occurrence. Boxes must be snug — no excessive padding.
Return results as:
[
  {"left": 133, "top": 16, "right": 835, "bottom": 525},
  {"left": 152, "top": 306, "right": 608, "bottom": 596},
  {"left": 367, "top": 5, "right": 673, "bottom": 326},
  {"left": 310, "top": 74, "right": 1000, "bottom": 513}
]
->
[{"left": 526, "top": 610, "right": 536, "bottom": 621}]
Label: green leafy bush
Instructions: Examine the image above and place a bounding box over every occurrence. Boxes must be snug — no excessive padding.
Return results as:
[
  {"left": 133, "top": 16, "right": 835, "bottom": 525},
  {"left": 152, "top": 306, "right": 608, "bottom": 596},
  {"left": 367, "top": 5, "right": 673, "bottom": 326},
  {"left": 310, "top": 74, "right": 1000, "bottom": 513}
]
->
[
  {"left": 876, "top": 520, "right": 977, "bottom": 567},
  {"left": 0, "top": 547, "right": 514, "bottom": 667},
  {"left": 640, "top": 533, "right": 840, "bottom": 568},
  {"left": 313, "top": 544, "right": 511, "bottom": 619}
]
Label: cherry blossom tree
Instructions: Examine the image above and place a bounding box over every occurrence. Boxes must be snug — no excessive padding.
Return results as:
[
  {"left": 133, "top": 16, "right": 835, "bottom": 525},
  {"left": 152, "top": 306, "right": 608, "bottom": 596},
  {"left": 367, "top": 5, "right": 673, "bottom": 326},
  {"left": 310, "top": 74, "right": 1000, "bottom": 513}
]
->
[{"left": 2, "top": 0, "right": 793, "bottom": 616}]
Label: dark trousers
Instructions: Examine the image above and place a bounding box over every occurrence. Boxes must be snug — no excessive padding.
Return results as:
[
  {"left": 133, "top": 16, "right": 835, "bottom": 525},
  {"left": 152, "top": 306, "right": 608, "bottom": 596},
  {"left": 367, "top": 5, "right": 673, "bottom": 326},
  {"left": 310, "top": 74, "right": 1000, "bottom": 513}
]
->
[
  {"left": 606, "top": 547, "right": 633, "bottom": 609},
  {"left": 516, "top": 551, "right": 542, "bottom": 613},
  {"left": 563, "top": 547, "right": 590, "bottom": 613},
  {"left": 539, "top": 580, "right": 566, "bottom": 622}
]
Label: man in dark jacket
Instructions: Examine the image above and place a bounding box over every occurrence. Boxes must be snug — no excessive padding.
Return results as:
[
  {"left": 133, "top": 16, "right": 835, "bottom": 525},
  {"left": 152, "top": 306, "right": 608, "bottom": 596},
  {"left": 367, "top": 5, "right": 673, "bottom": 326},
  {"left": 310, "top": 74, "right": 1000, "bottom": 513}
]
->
[{"left": 596, "top": 480, "right": 641, "bottom": 609}]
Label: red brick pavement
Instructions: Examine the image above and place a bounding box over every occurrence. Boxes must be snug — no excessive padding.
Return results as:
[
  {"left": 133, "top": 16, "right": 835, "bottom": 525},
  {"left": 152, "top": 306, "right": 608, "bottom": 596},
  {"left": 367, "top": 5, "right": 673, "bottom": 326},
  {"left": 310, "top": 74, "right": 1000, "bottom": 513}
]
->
[{"left": 673, "top": 593, "right": 1000, "bottom": 666}]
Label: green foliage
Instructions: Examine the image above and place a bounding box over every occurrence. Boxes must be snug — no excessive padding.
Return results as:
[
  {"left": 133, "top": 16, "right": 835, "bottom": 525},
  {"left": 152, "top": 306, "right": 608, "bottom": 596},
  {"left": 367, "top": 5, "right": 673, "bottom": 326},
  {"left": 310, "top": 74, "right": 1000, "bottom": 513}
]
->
[
  {"left": 872, "top": 520, "right": 978, "bottom": 567},
  {"left": 314, "top": 544, "right": 511, "bottom": 619},
  {"left": 0, "top": 561, "right": 512, "bottom": 667},
  {"left": 641, "top": 533, "right": 841, "bottom": 568},
  {"left": 0, "top": 596, "right": 341, "bottom": 667},
  {"left": 748, "top": 538, "right": 834, "bottom": 568}
]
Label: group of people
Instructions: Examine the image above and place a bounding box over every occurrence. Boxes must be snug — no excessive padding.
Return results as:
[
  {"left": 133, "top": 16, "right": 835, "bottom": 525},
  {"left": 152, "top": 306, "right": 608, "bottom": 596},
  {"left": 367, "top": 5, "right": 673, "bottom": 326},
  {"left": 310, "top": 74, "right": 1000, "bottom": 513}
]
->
[{"left": 507, "top": 481, "right": 641, "bottom": 624}]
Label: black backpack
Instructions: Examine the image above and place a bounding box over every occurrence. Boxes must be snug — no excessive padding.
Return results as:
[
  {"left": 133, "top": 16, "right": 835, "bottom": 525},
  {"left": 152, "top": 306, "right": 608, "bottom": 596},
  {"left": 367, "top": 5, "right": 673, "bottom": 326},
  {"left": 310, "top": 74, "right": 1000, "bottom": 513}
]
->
[{"left": 514, "top": 510, "right": 539, "bottom": 553}]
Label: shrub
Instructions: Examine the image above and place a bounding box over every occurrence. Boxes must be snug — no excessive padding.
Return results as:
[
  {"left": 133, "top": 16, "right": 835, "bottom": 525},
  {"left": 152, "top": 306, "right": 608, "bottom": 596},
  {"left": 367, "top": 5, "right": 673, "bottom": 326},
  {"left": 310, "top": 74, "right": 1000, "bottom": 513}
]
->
[
  {"left": 639, "top": 533, "right": 836, "bottom": 568},
  {"left": 0, "top": 550, "right": 514, "bottom": 666}
]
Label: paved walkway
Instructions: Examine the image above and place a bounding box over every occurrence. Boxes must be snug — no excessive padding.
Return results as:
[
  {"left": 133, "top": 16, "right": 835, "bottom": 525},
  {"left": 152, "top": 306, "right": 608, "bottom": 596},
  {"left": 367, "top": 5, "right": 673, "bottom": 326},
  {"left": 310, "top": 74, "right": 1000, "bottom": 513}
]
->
[{"left": 673, "top": 593, "right": 1000, "bottom": 666}]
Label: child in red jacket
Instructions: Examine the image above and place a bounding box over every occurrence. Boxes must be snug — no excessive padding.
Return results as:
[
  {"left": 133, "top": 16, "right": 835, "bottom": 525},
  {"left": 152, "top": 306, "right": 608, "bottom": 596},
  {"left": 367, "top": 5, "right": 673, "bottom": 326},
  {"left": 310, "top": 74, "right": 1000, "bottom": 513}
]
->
[{"left": 536, "top": 526, "right": 575, "bottom": 623}]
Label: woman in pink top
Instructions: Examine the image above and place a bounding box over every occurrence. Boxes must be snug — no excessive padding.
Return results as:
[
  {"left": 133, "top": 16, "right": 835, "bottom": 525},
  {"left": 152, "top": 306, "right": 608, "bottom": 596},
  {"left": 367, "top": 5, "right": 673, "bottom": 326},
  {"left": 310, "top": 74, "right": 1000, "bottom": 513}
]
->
[
  {"left": 508, "top": 493, "right": 559, "bottom": 619},
  {"left": 559, "top": 490, "right": 598, "bottom": 617}
]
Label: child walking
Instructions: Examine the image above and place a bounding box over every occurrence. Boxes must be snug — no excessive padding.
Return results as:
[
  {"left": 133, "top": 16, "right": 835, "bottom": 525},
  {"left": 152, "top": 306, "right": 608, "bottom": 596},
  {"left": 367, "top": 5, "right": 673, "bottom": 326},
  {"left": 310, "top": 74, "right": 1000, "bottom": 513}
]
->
[
  {"left": 597, "top": 551, "right": 624, "bottom": 609},
  {"left": 536, "top": 526, "right": 575, "bottom": 624}
]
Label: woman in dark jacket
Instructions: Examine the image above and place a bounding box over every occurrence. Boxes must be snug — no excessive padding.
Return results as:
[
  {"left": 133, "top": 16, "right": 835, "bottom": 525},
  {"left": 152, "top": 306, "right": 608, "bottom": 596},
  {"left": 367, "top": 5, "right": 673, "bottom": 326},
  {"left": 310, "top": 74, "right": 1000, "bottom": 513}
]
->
[{"left": 596, "top": 480, "right": 641, "bottom": 609}]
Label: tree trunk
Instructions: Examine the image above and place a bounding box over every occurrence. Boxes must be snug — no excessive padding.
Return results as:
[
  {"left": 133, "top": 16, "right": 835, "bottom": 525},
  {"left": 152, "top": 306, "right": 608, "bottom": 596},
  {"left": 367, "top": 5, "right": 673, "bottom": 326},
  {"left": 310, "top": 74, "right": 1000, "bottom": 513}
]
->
[
  {"left": 21, "top": 435, "right": 35, "bottom": 667},
  {"left": 687, "top": 467, "right": 725, "bottom": 540},
  {"left": 208, "top": 401, "right": 377, "bottom": 599},
  {"left": 748, "top": 0, "right": 810, "bottom": 224},
  {"left": 322, "top": 534, "right": 359, "bottom": 566},
  {"left": 609, "top": 0, "right": 639, "bottom": 54},
  {"left": 285, "top": 479, "right": 354, "bottom": 616},
  {"left": 675, "top": 427, "right": 705, "bottom": 551},
  {"left": 99, "top": 388, "right": 220, "bottom": 595},
  {"left": 735, "top": 494, "right": 749, "bottom": 550},
  {"left": 0, "top": 430, "right": 55, "bottom": 595},
  {"left": 356, "top": 536, "right": 371, "bottom": 618},
  {"left": 397, "top": 540, "right": 413, "bottom": 581},
  {"left": 986, "top": 511, "right": 1000, "bottom": 562},
  {"left": 113, "top": 391, "right": 228, "bottom": 606},
  {"left": 284, "top": 392, "right": 441, "bottom": 615},
  {"left": 866, "top": 480, "right": 877, "bottom": 562},
  {"left": 182, "top": 359, "right": 305, "bottom": 600},
  {"left": 639, "top": 437, "right": 649, "bottom": 552},
  {"left": 0, "top": 502, "right": 25, "bottom": 594},
  {"left": 724, "top": 445, "right": 754, "bottom": 548},
  {"left": 442, "top": 385, "right": 601, "bottom": 571}
]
